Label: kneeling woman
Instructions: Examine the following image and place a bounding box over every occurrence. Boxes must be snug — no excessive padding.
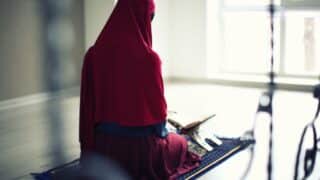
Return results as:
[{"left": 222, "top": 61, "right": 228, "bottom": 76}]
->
[{"left": 79, "top": 0, "right": 200, "bottom": 179}]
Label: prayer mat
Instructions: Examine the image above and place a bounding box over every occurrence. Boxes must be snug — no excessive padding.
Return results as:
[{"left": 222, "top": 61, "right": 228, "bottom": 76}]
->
[
  {"left": 31, "top": 137, "right": 253, "bottom": 180},
  {"left": 178, "top": 137, "right": 253, "bottom": 180}
]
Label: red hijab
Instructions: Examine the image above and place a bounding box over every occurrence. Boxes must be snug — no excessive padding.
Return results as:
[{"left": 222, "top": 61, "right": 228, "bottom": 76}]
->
[{"left": 80, "top": 0, "right": 167, "bottom": 151}]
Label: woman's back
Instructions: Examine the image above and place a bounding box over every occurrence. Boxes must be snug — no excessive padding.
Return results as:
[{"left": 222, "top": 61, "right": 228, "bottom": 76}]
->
[{"left": 79, "top": 0, "right": 200, "bottom": 179}]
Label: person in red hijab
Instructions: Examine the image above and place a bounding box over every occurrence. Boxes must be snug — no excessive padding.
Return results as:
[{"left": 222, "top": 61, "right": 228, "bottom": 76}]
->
[{"left": 79, "top": 0, "right": 200, "bottom": 179}]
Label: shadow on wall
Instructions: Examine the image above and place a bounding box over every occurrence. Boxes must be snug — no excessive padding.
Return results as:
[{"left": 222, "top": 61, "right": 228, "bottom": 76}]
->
[{"left": 0, "top": 0, "right": 85, "bottom": 102}]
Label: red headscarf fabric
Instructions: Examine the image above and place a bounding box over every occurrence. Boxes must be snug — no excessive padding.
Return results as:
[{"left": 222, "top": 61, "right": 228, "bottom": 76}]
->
[{"left": 80, "top": 0, "right": 167, "bottom": 151}]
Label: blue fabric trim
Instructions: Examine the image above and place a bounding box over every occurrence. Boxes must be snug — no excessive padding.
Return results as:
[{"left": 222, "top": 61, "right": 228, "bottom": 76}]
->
[{"left": 95, "top": 121, "right": 168, "bottom": 138}]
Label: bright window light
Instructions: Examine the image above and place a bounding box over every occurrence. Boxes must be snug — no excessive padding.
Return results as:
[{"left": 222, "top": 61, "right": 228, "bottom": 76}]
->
[
  {"left": 284, "top": 11, "right": 320, "bottom": 75},
  {"left": 207, "top": 0, "right": 320, "bottom": 80}
]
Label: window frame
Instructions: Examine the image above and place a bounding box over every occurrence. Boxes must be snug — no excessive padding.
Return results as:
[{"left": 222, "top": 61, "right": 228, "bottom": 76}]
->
[{"left": 208, "top": 0, "right": 320, "bottom": 82}]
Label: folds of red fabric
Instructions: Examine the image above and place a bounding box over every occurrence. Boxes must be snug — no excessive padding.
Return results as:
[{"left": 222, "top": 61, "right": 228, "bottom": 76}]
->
[
  {"left": 94, "top": 132, "right": 200, "bottom": 180},
  {"left": 79, "top": 0, "right": 200, "bottom": 178}
]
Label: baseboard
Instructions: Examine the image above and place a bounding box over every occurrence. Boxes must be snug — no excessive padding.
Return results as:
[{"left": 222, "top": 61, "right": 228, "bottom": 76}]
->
[{"left": 0, "top": 87, "right": 80, "bottom": 112}]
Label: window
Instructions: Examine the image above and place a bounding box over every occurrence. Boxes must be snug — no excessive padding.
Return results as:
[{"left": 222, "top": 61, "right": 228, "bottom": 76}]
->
[
  {"left": 284, "top": 11, "right": 320, "bottom": 75},
  {"left": 207, "top": 0, "right": 320, "bottom": 80}
]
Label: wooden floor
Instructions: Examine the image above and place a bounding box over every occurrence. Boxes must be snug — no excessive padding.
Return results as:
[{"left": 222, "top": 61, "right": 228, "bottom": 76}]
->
[{"left": 0, "top": 82, "right": 319, "bottom": 180}]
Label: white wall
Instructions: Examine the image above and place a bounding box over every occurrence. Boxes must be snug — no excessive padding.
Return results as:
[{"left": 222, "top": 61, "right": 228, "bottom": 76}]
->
[
  {"left": 206, "top": 0, "right": 222, "bottom": 75},
  {"left": 152, "top": 0, "right": 170, "bottom": 77},
  {"left": 168, "top": 0, "right": 207, "bottom": 78},
  {"left": 0, "top": 0, "right": 85, "bottom": 101},
  {"left": 84, "top": 0, "right": 115, "bottom": 50}
]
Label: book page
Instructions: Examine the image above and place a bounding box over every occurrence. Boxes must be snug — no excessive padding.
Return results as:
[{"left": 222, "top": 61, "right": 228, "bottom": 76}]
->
[{"left": 167, "top": 111, "right": 216, "bottom": 129}]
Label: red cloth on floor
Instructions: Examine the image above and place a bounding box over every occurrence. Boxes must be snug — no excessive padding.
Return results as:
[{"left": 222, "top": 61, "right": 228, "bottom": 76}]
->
[{"left": 94, "top": 132, "right": 200, "bottom": 180}]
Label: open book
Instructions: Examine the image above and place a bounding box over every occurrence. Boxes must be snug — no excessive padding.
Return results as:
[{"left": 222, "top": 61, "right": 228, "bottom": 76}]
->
[
  {"left": 167, "top": 111, "right": 222, "bottom": 151},
  {"left": 167, "top": 111, "right": 216, "bottom": 133}
]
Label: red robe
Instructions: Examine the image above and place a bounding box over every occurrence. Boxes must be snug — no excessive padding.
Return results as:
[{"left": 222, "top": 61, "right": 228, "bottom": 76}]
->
[{"left": 79, "top": 0, "right": 200, "bottom": 179}]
